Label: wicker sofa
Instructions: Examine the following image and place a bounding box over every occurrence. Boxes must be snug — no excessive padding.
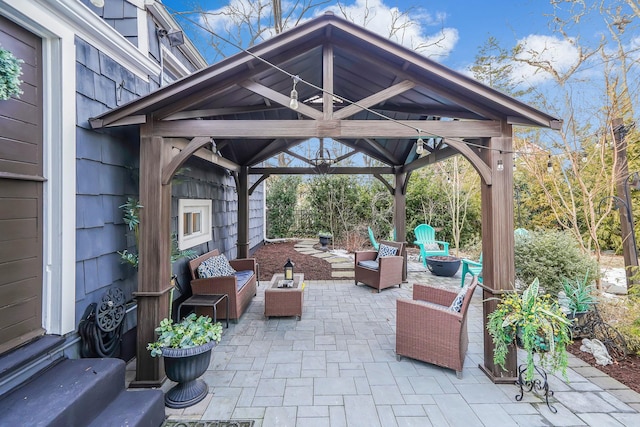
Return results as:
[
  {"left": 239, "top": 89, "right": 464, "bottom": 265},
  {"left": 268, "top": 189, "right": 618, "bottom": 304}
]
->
[
  {"left": 354, "top": 240, "right": 405, "bottom": 293},
  {"left": 395, "top": 277, "right": 478, "bottom": 378},
  {"left": 188, "top": 249, "right": 257, "bottom": 321}
]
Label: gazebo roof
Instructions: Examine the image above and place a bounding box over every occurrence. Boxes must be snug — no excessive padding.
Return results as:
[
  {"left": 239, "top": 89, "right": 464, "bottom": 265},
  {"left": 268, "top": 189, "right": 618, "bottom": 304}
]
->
[{"left": 91, "top": 11, "right": 560, "bottom": 172}]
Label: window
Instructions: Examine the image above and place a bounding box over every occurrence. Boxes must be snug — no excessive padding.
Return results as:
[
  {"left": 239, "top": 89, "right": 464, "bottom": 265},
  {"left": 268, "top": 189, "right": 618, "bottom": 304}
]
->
[{"left": 178, "top": 199, "right": 212, "bottom": 250}]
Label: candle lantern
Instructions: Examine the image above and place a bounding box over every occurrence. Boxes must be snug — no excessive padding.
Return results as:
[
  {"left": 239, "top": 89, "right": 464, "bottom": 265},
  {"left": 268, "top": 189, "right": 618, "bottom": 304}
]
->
[{"left": 284, "top": 258, "right": 294, "bottom": 281}]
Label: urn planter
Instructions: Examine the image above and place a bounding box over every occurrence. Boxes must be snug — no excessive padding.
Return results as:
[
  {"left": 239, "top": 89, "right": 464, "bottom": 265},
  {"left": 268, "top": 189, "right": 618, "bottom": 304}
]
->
[{"left": 162, "top": 340, "right": 217, "bottom": 408}]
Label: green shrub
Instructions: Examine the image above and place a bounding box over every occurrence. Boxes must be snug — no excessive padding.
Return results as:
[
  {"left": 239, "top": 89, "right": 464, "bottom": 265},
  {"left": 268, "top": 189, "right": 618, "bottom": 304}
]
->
[{"left": 514, "top": 230, "right": 599, "bottom": 297}]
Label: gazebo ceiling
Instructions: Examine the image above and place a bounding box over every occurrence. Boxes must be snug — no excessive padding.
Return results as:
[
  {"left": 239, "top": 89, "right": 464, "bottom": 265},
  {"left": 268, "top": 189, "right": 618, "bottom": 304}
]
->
[{"left": 91, "top": 12, "right": 561, "bottom": 171}]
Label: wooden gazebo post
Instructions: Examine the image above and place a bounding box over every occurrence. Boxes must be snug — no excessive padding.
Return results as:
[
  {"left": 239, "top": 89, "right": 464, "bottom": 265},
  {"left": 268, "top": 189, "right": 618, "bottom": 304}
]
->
[
  {"left": 479, "top": 125, "right": 518, "bottom": 382},
  {"left": 131, "top": 120, "right": 172, "bottom": 387},
  {"left": 237, "top": 166, "right": 250, "bottom": 259},
  {"left": 394, "top": 172, "right": 408, "bottom": 281}
]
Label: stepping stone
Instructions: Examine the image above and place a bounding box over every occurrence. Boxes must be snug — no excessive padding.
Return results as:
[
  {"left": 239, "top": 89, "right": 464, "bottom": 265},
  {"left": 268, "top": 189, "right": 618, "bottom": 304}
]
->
[
  {"left": 312, "top": 252, "right": 334, "bottom": 258},
  {"left": 332, "top": 263, "right": 353, "bottom": 270},
  {"left": 325, "top": 257, "right": 349, "bottom": 264},
  {"left": 332, "top": 270, "right": 355, "bottom": 278},
  {"left": 297, "top": 249, "right": 320, "bottom": 254}
]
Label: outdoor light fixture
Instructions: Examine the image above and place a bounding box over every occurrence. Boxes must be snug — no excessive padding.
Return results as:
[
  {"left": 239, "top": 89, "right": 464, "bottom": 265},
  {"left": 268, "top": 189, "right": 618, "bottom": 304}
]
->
[
  {"left": 311, "top": 138, "right": 335, "bottom": 174},
  {"left": 581, "top": 151, "right": 588, "bottom": 163},
  {"left": 547, "top": 156, "right": 553, "bottom": 173},
  {"left": 284, "top": 258, "right": 294, "bottom": 281},
  {"left": 497, "top": 159, "right": 504, "bottom": 171},
  {"left": 289, "top": 75, "right": 300, "bottom": 110},
  {"left": 90, "top": 0, "right": 104, "bottom": 7},
  {"left": 416, "top": 134, "right": 425, "bottom": 155},
  {"left": 158, "top": 28, "right": 185, "bottom": 47}
]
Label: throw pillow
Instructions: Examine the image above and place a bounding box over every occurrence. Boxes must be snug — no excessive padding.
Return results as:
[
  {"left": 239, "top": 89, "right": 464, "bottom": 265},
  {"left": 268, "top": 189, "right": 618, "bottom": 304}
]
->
[
  {"left": 376, "top": 243, "right": 398, "bottom": 261},
  {"left": 197, "top": 254, "right": 236, "bottom": 278},
  {"left": 210, "top": 254, "right": 236, "bottom": 276},
  {"left": 449, "top": 285, "right": 469, "bottom": 312},
  {"left": 197, "top": 256, "right": 218, "bottom": 278}
]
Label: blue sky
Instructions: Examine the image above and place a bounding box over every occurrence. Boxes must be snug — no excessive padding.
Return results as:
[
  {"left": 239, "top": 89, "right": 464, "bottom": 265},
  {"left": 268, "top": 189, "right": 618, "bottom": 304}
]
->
[{"left": 160, "top": 1, "right": 635, "bottom": 92}]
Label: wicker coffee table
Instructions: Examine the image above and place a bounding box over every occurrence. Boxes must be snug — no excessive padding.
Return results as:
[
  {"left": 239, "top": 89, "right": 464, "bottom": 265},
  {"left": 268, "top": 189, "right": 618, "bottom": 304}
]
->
[{"left": 265, "top": 273, "right": 304, "bottom": 320}]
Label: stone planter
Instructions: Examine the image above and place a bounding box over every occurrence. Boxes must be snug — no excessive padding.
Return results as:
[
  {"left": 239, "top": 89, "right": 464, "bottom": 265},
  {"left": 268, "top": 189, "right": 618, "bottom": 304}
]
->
[
  {"left": 161, "top": 340, "right": 217, "bottom": 408},
  {"left": 318, "top": 235, "right": 332, "bottom": 248},
  {"left": 426, "top": 255, "right": 460, "bottom": 277}
]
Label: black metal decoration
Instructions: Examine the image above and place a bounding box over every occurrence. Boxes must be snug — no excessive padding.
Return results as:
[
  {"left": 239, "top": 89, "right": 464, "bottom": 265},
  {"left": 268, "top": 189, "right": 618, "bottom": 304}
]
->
[
  {"left": 78, "top": 288, "right": 126, "bottom": 358},
  {"left": 515, "top": 363, "right": 557, "bottom": 413},
  {"left": 284, "top": 258, "right": 294, "bottom": 281}
]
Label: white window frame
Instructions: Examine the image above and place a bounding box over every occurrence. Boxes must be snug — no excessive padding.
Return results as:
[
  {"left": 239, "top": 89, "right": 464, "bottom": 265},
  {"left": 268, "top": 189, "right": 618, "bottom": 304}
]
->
[{"left": 178, "top": 199, "right": 212, "bottom": 250}]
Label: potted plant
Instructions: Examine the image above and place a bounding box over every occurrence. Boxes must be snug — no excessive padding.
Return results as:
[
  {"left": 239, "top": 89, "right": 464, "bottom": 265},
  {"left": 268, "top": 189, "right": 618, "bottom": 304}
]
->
[
  {"left": 487, "top": 278, "right": 573, "bottom": 382},
  {"left": 318, "top": 231, "right": 332, "bottom": 248},
  {"left": 0, "top": 45, "right": 23, "bottom": 100},
  {"left": 147, "top": 313, "right": 222, "bottom": 408},
  {"left": 558, "top": 272, "right": 598, "bottom": 338}
]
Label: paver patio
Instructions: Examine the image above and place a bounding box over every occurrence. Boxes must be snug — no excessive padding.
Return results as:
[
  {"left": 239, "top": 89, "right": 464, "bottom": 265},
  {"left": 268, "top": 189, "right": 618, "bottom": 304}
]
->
[{"left": 143, "top": 261, "right": 640, "bottom": 426}]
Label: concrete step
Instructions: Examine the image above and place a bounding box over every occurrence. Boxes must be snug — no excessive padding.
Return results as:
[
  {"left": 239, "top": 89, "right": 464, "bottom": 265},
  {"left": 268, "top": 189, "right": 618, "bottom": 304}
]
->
[
  {"left": 88, "top": 388, "right": 165, "bottom": 427},
  {"left": 0, "top": 357, "right": 160, "bottom": 427}
]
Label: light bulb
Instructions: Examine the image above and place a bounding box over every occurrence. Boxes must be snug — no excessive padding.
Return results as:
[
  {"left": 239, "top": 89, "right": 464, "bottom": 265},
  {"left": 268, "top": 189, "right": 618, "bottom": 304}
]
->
[
  {"left": 90, "top": 0, "right": 105, "bottom": 7},
  {"left": 416, "top": 137, "right": 424, "bottom": 155},
  {"left": 497, "top": 159, "right": 504, "bottom": 171},
  {"left": 547, "top": 160, "right": 553, "bottom": 173},
  {"left": 289, "top": 89, "right": 299, "bottom": 110}
]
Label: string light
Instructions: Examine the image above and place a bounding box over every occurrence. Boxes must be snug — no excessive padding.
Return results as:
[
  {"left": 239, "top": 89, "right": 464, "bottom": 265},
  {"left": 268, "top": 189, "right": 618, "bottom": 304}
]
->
[
  {"left": 416, "top": 131, "right": 424, "bottom": 155},
  {"left": 90, "top": 0, "right": 105, "bottom": 7},
  {"left": 547, "top": 155, "right": 553, "bottom": 173},
  {"left": 497, "top": 159, "right": 504, "bottom": 171},
  {"left": 289, "top": 75, "right": 300, "bottom": 110}
]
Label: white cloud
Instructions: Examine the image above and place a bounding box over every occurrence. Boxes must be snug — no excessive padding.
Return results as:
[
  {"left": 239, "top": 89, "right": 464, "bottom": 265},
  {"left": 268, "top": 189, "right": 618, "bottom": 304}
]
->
[
  {"left": 200, "top": 0, "right": 458, "bottom": 59},
  {"left": 510, "top": 34, "right": 581, "bottom": 84},
  {"left": 321, "top": 0, "right": 458, "bottom": 58}
]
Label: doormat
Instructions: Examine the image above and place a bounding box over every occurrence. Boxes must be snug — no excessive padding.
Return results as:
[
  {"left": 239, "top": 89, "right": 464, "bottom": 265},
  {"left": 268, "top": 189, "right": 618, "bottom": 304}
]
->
[{"left": 162, "top": 421, "right": 254, "bottom": 427}]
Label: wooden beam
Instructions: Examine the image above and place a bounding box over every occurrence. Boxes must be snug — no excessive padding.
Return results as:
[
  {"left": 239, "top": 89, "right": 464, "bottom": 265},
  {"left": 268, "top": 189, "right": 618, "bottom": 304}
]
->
[
  {"left": 335, "top": 139, "right": 393, "bottom": 166},
  {"left": 249, "top": 174, "right": 269, "bottom": 195},
  {"left": 402, "top": 138, "right": 492, "bottom": 185},
  {"left": 247, "top": 139, "right": 306, "bottom": 166},
  {"left": 323, "top": 43, "right": 334, "bottom": 119},
  {"left": 333, "top": 80, "right": 416, "bottom": 120},
  {"left": 373, "top": 173, "right": 393, "bottom": 194},
  {"left": 168, "top": 138, "right": 241, "bottom": 173},
  {"left": 360, "top": 138, "right": 401, "bottom": 164},
  {"left": 162, "top": 137, "right": 210, "bottom": 185},
  {"left": 90, "top": 115, "right": 146, "bottom": 129},
  {"left": 163, "top": 105, "right": 282, "bottom": 121},
  {"left": 152, "top": 119, "right": 502, "bottom": 139},
  {"left": 238, "top": 80, "right": 323, "bottom": 120},
  {"left": 237, "top": 166, "right": 249, "bottom": 258},
  {"left": 249, "top": 166, "right": 394, "bottom": 175}
]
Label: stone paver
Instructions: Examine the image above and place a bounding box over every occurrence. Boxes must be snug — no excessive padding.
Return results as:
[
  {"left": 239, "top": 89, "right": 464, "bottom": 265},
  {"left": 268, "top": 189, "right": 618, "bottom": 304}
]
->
[{"left": 154, "top": 256, "right": 640, "bottom": 426}]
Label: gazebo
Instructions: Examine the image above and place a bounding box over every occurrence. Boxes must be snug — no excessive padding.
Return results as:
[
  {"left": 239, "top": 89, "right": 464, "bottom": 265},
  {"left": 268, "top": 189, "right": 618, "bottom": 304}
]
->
[{"left": 90, "top": 12, "right": 561, "bottom": 388}]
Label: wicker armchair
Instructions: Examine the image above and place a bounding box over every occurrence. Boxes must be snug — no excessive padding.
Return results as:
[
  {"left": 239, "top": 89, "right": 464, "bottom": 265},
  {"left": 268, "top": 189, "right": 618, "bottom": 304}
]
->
[
  {"left": 354, "top": 240, "right": 405, "bottom": 293},
  {"left": 395, "top": 277, "right": 478, "bottom": 378}
]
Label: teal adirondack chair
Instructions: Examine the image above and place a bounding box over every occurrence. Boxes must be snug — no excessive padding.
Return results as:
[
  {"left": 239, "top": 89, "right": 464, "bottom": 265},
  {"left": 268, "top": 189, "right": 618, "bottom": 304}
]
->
[
  {"left": 367, "top": 226, "right": 380, "bottom": 250},
  {"left": 461, "top": 253, "right": 483, "bottom": 287},
  {"left": 413, "top": 224, "right": 449, "bottom": 267}
]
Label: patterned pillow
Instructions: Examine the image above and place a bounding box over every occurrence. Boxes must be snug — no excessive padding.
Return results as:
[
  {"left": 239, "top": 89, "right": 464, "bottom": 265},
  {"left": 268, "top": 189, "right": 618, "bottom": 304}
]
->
[
  {"left": 449, "top": 286, "right": 469, "bottom": 312},
  {"left": 376, "top": 243, "right": 398, "bottom": 261},
  {"left": 197, "top": 254, "right": 236, "bottom": 278}
]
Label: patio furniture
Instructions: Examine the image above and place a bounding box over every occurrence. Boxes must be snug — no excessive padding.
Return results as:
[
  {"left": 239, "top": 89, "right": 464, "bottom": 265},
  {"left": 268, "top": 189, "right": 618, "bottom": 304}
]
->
[
  {"left": 413, "top": 224, "right": 449, "bottom": 266},
  {"left": 188, "top": 249, "right": 257, "bottom": 321},
  {"left": 265, "top": 273, "right": 305, "bottom": 320},
  {"left": 460, "top": 253, "right": 483, "bottom": 287},
  {"left": 354, "top": 240, "right": 405, "bottom": 293},
  {"left": 396, "top": 277, "right": 478, "bottom": 378},
  {"left": 367, "top": 226, "right": 380, "bottom": 250},
  {"left": 177, "top": 293, "right": 229, "bottom": 328}
]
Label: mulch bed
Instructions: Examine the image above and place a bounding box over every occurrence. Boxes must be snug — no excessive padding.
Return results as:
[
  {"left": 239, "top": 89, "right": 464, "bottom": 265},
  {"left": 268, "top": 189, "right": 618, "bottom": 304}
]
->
[{"left": 252, "top": 240, "right": 335, "bottom": 281}]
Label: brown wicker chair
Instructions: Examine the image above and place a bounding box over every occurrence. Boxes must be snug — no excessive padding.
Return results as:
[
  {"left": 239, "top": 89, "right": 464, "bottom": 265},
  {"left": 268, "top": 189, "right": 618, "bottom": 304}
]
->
[
  {"left": 354, "top": 240, "right": 405, "bottom": 293},
  {"left": 188, "top": 249, "right": 257, "bottom": 322},
  {"left": 395, "top": 277, "right": 478, "bottom": 378}
]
